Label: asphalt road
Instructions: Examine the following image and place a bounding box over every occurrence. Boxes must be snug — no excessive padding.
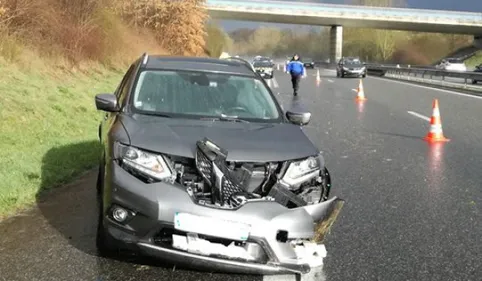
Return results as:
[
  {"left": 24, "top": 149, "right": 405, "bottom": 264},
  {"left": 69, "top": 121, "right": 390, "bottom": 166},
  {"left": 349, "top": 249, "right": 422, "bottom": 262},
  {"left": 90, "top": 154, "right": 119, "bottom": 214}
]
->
[{"left": 1, "top": 69, "right": 481, "bottom": 281}]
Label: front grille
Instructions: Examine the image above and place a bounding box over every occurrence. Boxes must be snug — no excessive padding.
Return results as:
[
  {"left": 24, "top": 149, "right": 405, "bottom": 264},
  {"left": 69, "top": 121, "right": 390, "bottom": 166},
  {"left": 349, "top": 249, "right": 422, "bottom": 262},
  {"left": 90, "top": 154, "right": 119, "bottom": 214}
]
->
[
  {"left": 196, "top": 148, "right": 213, "bottom": 185},
  {"left": 195, "top": 139, "right": 245, "bottom": 205}
]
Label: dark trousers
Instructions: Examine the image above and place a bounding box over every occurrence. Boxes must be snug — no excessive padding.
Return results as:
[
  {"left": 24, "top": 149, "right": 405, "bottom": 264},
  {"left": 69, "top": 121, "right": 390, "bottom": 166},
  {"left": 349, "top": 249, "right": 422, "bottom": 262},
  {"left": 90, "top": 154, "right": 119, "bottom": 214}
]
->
[{"left": 291, "top": 73, "right": 301, "bottom": 93}]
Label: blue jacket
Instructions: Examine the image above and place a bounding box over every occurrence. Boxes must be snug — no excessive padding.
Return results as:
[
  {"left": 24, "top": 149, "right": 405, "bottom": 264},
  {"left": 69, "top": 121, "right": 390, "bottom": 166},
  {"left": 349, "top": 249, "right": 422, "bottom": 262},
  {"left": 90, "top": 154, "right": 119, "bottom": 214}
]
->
[{"left": 286, "top": 60, "right": 305, "bottom": 76}]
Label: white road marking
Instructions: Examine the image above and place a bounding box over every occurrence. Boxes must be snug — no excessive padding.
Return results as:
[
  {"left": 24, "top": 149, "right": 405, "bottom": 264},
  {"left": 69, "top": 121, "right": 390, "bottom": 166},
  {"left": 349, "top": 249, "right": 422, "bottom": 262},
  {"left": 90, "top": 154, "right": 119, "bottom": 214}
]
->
[
  {"left": 327, "top": 79, "right": 334, "bottom": 83},
  {"left": 273, "top": 77, "right": 279, "bottom": 88},
  {"left": 368, "top": 76, "right": 482, "bottom": 100},
  {"left": 351, "top": 89, "right": 357, "bottom": 92},
  {"left": 407, "top": 111, "right": 430, "bottom": 122}
]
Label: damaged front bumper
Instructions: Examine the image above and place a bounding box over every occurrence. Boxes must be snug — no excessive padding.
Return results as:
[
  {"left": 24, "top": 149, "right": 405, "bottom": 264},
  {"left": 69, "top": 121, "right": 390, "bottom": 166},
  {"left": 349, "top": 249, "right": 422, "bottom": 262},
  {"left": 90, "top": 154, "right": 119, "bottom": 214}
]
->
[{"left": 103, "top": 160, "right": 344, "bottom": 275}]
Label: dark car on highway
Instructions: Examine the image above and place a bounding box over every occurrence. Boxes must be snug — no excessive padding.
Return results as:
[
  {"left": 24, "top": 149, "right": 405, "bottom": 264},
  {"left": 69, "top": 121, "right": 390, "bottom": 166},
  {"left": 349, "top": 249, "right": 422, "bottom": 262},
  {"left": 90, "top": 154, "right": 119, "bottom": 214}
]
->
[
  {"left": 302, "top": 58, "right": 315, "bottom": 69},
  {"left": 252, "top": 60, "right": 274, "bottom": 79},
  {"left": 336, "top": 57, "right": 367, "bottom": 78},
  {"left": 94, "top": 53, "right": 344, "bottom": 276},
  {"left": 471, "top": 63, "right": 482, "bottom": 84}
]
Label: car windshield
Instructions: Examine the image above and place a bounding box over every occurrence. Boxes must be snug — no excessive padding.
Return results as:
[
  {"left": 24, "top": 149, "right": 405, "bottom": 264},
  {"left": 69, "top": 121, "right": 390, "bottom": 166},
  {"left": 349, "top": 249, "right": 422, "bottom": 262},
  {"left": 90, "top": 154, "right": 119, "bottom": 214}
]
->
[
  {"left": 132, "top": 70, "right": 281, "bottom": 121},
  {"left": 253, "top": 61, "right": 272, "bottom": 67},
  {"left": 447, "top": 59, "right": 463, "bottom": 64},
  {"left": 344, "top": 59, "right": 362, "bottom": 65}
]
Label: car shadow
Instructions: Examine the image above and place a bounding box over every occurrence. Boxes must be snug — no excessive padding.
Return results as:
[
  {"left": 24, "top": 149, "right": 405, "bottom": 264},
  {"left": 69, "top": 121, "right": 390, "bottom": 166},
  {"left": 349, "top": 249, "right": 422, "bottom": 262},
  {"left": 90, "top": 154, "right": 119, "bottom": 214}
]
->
[{"left": 35, "top": 140, "right": 102, "bottom": 256}]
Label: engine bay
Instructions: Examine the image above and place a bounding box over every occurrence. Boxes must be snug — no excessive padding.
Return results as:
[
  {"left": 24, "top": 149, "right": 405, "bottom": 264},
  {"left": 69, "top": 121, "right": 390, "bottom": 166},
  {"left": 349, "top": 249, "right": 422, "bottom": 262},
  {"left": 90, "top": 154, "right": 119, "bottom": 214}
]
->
[{"left": 165, "top": 138, "right": 331, "bottom": 210}]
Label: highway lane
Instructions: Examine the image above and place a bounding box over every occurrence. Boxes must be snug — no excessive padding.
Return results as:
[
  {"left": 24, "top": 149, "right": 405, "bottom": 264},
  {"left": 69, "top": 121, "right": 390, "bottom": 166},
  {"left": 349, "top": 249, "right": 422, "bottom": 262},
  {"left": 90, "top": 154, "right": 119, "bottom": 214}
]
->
[
  {"left": 274, "top": 69, "right": 481, "bottom": 280},
  {"left": 0, "top": 69, "right": 481, "bottom": 281}
]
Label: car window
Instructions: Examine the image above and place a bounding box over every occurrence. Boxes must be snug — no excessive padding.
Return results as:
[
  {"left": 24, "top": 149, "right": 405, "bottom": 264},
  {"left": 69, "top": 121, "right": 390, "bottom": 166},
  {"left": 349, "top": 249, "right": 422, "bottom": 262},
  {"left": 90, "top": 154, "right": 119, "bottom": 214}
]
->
[
  {"left": 253, "top": 61, "right": 272, "bottom": 67},
  {"left": 344, "top": 59, "right": 362, "bottom": 65},
  {"left": 117, "top": 64, "right": 136, "bottom": 107},
  {"left": 447, "top": 59, "right": 463, "bottom": 64},
  {"left": 132, "top": 70, "right": 281, "bottom": 121}
]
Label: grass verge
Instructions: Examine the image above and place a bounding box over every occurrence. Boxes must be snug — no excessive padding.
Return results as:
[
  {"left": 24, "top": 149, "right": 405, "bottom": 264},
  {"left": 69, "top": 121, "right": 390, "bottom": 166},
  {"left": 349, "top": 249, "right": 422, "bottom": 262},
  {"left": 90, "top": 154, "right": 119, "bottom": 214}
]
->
[
  {"left": 465, "top": 51, "right": 482, "bottom": 69},
  {"left": 0, "top": 58, "right": 125, "bottom": 218}
]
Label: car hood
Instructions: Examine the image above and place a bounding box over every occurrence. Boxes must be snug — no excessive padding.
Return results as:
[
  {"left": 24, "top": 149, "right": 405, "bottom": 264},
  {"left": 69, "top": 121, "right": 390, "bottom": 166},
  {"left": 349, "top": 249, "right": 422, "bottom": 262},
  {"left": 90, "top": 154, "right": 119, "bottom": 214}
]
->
[{"left": 120, "top": 114, "right": 320, "bottom": 162}]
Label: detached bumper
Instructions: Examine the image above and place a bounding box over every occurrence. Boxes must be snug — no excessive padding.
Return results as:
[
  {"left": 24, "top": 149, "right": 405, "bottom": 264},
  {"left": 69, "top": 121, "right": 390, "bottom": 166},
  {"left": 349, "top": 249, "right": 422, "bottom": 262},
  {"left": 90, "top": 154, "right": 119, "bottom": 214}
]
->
[{"left": 102, "top": 162, "right": 344, "bottom": 275}]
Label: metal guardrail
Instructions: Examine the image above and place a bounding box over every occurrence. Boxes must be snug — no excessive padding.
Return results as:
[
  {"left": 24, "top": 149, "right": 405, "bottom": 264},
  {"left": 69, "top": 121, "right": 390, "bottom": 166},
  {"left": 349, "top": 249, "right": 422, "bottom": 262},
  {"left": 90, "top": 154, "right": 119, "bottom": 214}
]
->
[{"left": 366, "top": 65, "right": 482, "bottom": 92}]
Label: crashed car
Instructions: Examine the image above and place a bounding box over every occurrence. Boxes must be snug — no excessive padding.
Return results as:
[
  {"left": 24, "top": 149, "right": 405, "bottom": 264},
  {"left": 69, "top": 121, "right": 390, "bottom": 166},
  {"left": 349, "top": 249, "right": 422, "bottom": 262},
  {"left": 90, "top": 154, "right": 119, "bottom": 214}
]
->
[{"left": 95, "top": 53, "right": 344, "bottom": 276}]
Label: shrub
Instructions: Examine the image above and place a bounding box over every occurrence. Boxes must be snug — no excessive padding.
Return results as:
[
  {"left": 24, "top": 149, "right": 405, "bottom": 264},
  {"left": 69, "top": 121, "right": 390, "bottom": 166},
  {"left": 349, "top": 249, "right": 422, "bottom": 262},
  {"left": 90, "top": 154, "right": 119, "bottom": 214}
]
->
[{"left": 112, "top": 0, "right": 207, "bottom": 56}]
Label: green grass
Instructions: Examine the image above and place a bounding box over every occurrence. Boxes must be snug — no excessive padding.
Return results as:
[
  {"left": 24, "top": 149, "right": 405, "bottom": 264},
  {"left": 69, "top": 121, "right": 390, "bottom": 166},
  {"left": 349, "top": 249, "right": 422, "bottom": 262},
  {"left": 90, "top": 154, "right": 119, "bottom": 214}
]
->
[
  {"left": 0, "top": 59, "right": 125, "bottom": 217},
  {"left": 465, "top": 50, "right": 482, "bottom": 69}
]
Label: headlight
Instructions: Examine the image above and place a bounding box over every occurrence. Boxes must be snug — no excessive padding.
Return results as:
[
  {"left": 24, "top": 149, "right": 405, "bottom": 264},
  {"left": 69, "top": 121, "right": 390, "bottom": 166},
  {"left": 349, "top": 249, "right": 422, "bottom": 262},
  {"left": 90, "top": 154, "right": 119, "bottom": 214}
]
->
[
  {"left": 281, "top": 155, "right": 324, "bottom": 187},
  {"left": 343, "top": 67, "right": 348, "bottom": 71},
  {"left": 115, "top": 143, "right": 172, "bottom": 181}
]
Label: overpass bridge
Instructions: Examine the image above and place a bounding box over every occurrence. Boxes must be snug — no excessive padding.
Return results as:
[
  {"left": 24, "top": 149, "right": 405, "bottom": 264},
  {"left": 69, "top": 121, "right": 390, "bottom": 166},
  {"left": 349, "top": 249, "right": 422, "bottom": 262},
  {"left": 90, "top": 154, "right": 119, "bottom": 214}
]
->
[{"left": 206, "top": 0, "right": 482, "bottom": 62}]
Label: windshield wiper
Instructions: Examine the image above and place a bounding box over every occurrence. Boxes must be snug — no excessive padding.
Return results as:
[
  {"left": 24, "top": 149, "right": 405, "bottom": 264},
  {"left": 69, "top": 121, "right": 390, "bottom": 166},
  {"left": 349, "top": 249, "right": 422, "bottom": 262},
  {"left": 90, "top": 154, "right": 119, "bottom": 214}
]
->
[
  {"left": 201, "top": 114, "right": 250, "bottom": 124},
  {"left": 138, "top": 112, "right": 172, "bottom": 118}
]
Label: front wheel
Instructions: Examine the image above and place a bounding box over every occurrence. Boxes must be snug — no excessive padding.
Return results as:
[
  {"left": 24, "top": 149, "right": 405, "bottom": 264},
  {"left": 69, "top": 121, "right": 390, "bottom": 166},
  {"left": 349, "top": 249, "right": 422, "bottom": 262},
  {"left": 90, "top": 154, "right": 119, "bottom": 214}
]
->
[{"left": 96, "top": 162, "right": 119, "bottom": 256}]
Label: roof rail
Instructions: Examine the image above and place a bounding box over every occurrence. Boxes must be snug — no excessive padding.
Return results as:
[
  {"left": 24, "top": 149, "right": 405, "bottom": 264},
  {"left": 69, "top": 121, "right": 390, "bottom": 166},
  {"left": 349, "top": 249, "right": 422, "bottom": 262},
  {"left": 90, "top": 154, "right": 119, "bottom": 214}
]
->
[
  {"left": 142, "top": 52, "right": 149, "bottom": 65},
  {"left": 223, "top": 56, "right": 256, "bottom": 72}
]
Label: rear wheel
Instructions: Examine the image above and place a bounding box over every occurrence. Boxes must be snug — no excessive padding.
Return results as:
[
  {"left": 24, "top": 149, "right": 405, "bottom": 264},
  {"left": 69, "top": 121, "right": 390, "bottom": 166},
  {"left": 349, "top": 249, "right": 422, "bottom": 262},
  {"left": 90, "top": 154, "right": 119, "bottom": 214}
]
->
[{"left": 472, "top": 79, "right": 477, "bottom": 84}]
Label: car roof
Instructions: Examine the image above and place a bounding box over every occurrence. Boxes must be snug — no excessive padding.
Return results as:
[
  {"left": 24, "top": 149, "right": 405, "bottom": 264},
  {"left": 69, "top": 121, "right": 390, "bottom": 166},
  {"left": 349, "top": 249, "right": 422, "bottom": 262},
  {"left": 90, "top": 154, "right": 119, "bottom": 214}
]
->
[{"left": 143, "top": 55, "right": 257, "bottom": 77}]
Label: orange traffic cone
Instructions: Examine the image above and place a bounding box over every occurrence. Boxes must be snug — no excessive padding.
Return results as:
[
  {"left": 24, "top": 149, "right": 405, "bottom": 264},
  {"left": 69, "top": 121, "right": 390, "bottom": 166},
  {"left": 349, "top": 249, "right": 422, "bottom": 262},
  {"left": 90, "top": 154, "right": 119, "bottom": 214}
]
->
[
  {"left": 355, "top": 79, "right": 367, "bottom": 101},
  {"left": 424, "top": 99, "right": 449, "bottom": 143}
]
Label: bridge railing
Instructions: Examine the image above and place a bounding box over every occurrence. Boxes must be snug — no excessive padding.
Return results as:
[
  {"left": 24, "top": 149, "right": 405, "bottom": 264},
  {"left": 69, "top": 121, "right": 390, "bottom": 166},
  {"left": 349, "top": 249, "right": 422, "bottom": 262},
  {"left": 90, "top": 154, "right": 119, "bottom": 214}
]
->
[{"left": 366, "top": 65, "right": 482, "bottom": 92}]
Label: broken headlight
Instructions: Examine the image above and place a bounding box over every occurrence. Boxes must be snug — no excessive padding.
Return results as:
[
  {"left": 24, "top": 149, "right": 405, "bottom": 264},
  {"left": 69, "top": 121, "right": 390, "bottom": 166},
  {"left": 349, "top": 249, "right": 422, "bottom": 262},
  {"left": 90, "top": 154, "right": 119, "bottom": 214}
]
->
[
  {"left": 115, "top": 143, "right": 172, "bottom": 181},
  {"left": 281, "top": 154, "right": 324, "bottom": 187}
]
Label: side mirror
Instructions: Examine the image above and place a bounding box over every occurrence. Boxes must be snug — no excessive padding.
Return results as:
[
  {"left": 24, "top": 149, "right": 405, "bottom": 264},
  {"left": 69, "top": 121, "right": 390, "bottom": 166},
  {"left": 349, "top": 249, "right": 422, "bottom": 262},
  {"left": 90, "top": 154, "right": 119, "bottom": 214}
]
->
[
  {"left": 95, "top": 93, "right": 119, "bottom": 112},
  {"left": 286, "top": 109, "right": 311, "bottom": 126}
]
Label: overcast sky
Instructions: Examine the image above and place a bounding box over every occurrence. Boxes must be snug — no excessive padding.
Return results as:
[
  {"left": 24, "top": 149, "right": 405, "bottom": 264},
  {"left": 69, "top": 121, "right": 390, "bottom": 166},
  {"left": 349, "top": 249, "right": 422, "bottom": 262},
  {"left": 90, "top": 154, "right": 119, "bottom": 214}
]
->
[{"left": 218, "top": 0, "right": 482, "bottom": 31}]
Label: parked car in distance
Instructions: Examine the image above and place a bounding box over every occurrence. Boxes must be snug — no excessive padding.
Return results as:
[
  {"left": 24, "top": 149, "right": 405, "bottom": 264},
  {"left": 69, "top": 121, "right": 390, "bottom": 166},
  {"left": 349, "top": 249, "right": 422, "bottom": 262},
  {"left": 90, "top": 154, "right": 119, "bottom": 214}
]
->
[
  {"left": 302, "top": 58, "right": 315, "bottom": 69},
  {"left": 471, "top": 63, "right": 482, "bottom": 84},
  {"left": 252, "top": 60, "right": 274, "bottom": 79},
  {"left": 336, "top": 57, "right": 367, "bottom": 78},
  {"left": 436, "top": 58, "right": 467, "bottom": 72}
]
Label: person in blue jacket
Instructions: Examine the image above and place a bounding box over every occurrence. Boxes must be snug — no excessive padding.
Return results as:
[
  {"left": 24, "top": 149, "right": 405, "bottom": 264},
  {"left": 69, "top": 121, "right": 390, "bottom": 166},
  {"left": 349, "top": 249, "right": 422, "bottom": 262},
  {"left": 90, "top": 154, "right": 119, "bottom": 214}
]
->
[{"left": 285, "top": 54, "right": 306, "bottom": 96}]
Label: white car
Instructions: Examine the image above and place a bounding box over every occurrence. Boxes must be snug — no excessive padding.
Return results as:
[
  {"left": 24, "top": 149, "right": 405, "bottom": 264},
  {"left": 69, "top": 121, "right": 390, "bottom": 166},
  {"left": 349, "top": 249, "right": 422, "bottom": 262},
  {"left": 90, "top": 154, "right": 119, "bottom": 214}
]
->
[{"left": 436, "top": 58, "right": 467, "bottom": 72}]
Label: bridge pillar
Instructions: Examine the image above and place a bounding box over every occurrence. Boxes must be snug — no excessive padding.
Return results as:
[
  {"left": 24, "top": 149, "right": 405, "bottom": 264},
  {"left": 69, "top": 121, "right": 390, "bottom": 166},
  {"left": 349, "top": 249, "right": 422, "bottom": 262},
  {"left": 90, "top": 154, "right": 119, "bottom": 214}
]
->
[
  {"left": 474, "top": 35, "right": 482, "bottom": 49},
  {"left": 330, "top": 25, "right": 343, "bottom": 64}
]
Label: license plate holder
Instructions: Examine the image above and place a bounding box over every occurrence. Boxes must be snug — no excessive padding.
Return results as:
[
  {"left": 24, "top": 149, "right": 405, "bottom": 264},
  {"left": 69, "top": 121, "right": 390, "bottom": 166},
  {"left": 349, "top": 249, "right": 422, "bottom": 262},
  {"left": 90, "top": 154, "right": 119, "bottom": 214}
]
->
[{"left": 174, "top": 212, "right": 251, "bottom": 241}]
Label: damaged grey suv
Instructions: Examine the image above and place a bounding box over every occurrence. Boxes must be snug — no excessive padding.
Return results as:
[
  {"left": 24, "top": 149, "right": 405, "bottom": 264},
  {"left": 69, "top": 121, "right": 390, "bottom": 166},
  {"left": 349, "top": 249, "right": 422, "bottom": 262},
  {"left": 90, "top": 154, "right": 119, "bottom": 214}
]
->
[{"left": 94, "top": 53, "right": 344, "bottom": 276}]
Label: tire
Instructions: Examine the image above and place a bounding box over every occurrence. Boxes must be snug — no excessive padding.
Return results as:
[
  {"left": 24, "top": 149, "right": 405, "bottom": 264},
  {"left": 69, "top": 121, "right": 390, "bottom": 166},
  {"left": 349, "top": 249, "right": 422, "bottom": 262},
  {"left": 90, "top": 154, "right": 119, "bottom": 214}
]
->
[
  {"left": 362, "top": 73, "right": 367, "bottom": 78},
  {"left": 472, "top": 79, "right": 477, "bottom": 84},
  {"left": 95, "top": 161, "right": 119, "bottom": 256}
]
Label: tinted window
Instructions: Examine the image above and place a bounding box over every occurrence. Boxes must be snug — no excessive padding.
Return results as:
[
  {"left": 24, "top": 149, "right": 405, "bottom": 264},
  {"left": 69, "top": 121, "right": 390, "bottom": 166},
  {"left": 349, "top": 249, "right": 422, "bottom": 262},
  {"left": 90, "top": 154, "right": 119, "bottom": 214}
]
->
[
  {"left": 132, "top": 70, "right": 281, "bottom": 121},
  {"left": 343, "top": 59, "right": 362, "bottom": 65},
  {"left": 447, "top": 58, "right": 463, "bottom": 63},
  {"left": 253, "top": 61, "right": 272, "bottom": 67}
]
